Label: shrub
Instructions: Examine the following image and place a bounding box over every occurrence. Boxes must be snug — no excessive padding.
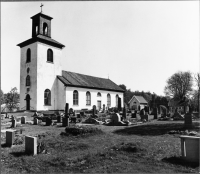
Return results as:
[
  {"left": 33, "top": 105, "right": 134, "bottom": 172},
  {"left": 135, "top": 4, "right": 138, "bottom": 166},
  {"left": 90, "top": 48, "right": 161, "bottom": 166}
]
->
[
  {"left": 64, "top": 126, "right": 103, "bottom": 136},
  {"left": 13, "top": 135, "right": 24, "bottom": 145}
]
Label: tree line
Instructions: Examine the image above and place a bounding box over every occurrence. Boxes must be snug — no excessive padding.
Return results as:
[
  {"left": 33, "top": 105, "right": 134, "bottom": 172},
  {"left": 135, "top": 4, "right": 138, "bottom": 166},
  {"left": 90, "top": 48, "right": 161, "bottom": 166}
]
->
[{"left": 119, "top": 71, "right": 199, "bottom": 112}]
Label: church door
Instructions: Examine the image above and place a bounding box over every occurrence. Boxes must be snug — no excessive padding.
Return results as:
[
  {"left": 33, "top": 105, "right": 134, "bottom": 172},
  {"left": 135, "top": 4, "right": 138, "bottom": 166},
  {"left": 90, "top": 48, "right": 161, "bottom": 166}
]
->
[
  {"left": 97, "top": 100, "right": 101, "bottom": 111},
  {"left": 25, "top": 94, "right": 31, "bottom": 110}
]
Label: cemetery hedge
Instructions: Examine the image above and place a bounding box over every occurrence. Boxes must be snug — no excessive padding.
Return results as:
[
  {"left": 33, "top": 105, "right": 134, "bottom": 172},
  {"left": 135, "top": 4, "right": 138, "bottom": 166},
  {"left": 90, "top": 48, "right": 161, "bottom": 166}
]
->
[{"left": 1, "top": 118, "right": 200, "bottom": 173}]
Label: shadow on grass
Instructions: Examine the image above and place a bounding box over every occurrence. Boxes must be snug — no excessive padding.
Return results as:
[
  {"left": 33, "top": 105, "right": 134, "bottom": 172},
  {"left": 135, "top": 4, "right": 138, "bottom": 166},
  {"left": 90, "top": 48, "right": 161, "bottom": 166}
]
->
[
  {"left": 113, "top": 123, "right": 194, "bottom": 136},
  {"left": 162, "top": 156, "right": 199, "bottom": 168},
  {"left": 10, "top": 151, "right": 32, "bottom": 157},
  {"left": 1, "top": 143, "right": 12, "bottom": 148}
]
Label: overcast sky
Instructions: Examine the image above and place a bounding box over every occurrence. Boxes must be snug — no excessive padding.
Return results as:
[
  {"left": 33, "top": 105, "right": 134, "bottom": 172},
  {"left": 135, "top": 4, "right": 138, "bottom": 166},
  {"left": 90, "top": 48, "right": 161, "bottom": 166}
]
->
[{"left": 1, "top": 1, "right": 199, "bottom": 95}]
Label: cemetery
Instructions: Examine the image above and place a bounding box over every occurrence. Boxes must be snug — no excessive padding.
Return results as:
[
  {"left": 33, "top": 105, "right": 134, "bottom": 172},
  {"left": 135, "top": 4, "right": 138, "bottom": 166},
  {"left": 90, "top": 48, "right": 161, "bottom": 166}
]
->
[{"left": 1, "top": 104, "right": 200, "bottom": 173}]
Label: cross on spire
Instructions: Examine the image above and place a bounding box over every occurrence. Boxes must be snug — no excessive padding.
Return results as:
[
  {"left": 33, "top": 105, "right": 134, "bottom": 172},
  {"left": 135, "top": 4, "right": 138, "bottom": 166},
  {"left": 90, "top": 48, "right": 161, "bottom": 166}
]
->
[{"left": 40, "top": 3, "right": 44, "bottom": 13}]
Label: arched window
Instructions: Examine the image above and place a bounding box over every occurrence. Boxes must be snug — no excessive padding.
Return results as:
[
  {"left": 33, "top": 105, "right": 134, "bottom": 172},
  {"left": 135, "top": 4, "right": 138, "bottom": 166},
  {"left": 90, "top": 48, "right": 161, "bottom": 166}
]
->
[
  {"left": 26, "top": 48, "right": 31, "bottom": 63},
  {"left": 35, "top": 24, "right": 39, "bottom": 35},
  {"left": 107, "top": 94, "right": 111, "bottom": 107},
  {"left": 116, "top": 94, "right": 119, "bottom": 107},
  {"left": 26, "top": 75, "right": 30, "bottom": 86},
  {"left": 43, "top": 23, "right": 48, "bottom": 35},
  {"left": 86, "top": 91, "right": 91, "bottom": 105},
  {"left": 47, "top": 49, "right": 53, "bottom": 62},
  {"left": 44, "top": 89, "right": 51, "bottom": 105},
  {"left": 73, "top": 90, "right": 78, "bottom": 105},
  {"left": 97, "top": 92, "right": 101, "bottom": 97},
  {"left": 27, "top": 68, "right": 30, "bottom": 74}
]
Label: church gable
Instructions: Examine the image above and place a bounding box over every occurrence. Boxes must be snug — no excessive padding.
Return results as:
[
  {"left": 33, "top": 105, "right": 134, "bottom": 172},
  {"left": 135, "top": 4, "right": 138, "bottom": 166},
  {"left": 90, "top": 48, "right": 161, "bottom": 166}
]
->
[{"left": 57, "top": 70, "right": 124, "bottom": 93}]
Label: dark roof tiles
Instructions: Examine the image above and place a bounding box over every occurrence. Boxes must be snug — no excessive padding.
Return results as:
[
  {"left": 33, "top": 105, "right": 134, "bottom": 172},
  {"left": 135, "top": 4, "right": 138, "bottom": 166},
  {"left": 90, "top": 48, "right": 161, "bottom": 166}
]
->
[{"left": 58, "top": 70, "right": 124, "bottom": 92}]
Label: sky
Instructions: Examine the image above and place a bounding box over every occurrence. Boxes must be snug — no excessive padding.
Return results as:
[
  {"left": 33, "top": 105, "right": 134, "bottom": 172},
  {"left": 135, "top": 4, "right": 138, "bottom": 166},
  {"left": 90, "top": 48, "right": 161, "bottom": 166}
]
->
[{"left": 1, "top": 1, "right": 199, "bottom": 96}]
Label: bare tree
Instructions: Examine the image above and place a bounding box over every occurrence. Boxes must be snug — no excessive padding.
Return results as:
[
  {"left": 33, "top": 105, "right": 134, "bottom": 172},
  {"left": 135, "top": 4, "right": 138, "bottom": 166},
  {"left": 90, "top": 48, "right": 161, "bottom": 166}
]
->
[
  {"left": 164, "top": 71, "right": 193, "bottom": 100},
  {"left": 4, "top": 87, "right": 20, "bottom": 112},
  {"left": 0, "top": 89, "right": 4, "bottom": 105},
  {"left": 194, "top": 73, "right": 200, "bottom": 111}
]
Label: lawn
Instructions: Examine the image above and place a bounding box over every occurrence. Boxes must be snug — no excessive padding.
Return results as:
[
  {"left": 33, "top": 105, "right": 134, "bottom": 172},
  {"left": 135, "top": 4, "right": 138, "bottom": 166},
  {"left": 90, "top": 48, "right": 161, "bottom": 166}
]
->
[{"left": 1, "top": 117, "right": 200, "bottom": 174}]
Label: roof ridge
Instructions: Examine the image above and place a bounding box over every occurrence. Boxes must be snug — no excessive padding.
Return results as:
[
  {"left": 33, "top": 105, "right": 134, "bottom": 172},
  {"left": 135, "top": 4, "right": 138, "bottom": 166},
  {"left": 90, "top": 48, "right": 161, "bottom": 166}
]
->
[{"left": 62, "top": 70, "right": 110, "bottom": 81}]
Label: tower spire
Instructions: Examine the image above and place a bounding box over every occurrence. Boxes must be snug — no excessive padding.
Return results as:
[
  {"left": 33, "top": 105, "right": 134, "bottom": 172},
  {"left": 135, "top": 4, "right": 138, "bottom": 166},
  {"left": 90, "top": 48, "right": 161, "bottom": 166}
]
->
[{"left": 40, "top": 3, "right": 44, "bottom": 13}]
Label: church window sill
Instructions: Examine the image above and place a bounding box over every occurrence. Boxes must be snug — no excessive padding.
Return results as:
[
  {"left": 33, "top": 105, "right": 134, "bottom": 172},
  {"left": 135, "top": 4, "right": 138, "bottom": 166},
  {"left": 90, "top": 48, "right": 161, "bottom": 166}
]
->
[
  {"left": 46, "top": 61, "right": 54, "bottom": 64},
  {"left": 44, "top": 104, "right": 51, "bottom": 106}
]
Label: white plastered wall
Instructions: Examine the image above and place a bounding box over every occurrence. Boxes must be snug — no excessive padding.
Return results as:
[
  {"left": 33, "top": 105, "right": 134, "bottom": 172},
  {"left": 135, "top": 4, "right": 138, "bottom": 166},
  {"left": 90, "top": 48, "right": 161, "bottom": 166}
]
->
[
  {"left": 36, "top": 42, "right": 63, "bottom": 110},
  {"left": 65, "top": 86, "right": 124, "bottom": 110},
  {"left": 20, "top": 43, "right": 38, "bottom": 110}
]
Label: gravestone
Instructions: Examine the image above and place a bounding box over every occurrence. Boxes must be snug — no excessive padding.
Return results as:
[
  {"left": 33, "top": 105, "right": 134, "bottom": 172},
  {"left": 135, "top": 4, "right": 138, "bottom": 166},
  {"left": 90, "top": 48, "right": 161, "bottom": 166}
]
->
[
  {"left": 118, "top": 97, "right": 122, "bottom": 111},
  {"left": 46, "top": 117, "right": 52, "bottom": 126},
  {"left": 33, "top": 118, "right": 38, "bottom": 125},
  {"left": 153, "top": 107, "right": 158, "bottom": 119},
  {"left": 63, "top": 103, "right": 69, "bottom": 126},
  {"left": 93, "top": 105, "right": 96, "bottom": 116},
  {"left": 21, "top": 116, "right": 26, "bottom": 124},
  {"left": 111, "top": 113, "right": 121, "bottom": 123},
  {"left": 184, "top": 112, "right": 193, "bottom": 129},
  {"left": 57, "top": 115, "right": 61, "bottom": 123},
  {"left": 6, "top": 130, "right": 15, "bottom": 147},
  {"left": 103, "top": 104, "right": 105, "bottom": 112},
  {"left": 123, "top": 106, "right": 127, "bottom": 120},
  {"left": 65, "top": 103, "right": 69, "bottom": 117},
  {"left": 25, "top": 136, "right": 37, "bottom": 155},
  {"left": 62, "top": 117, "right": 69, "bottom": 126},
  {"left": 11, "top": 119, "right": 16, "bottom": 128}
]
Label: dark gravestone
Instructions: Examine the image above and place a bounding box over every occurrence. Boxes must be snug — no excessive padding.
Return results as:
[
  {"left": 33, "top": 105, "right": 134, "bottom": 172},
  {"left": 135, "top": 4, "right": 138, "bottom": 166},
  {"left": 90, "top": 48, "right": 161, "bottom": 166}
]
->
[
  {"left": 118, "top": 97, "right": 122, "bottom": 111},
  {"left": 103, "top": 104, "right": 105, "bottom": 112},
  {"left": 184, "top": 113, "right": 193, "bottom": 128},
  {"left": 123, "top": 106, "right": 127, "bottom": 120},
  {"left": 57, "top": 115, "right": 61, "bottom": 123},
  {"left": 46, "top": 117, "right": 52, "bottom": 126},
  {"left": 65, "top": 103, "right": 69, "bottom": 117},
  {"left": 153, "top": 107, "right": 158, "bottom": 119},
  {"left": 63, "top": 103, "right": 69, "bottom": 126},
  {"left": 93, "top": 105, "right": 96, "bottom": 116}
]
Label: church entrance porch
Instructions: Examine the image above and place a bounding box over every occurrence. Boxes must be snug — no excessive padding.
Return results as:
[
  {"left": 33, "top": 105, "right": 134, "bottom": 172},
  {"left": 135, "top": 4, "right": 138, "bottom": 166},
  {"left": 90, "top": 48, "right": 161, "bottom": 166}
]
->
[{"left": 25, "top": 94, "right": 31, "bottom": 110}]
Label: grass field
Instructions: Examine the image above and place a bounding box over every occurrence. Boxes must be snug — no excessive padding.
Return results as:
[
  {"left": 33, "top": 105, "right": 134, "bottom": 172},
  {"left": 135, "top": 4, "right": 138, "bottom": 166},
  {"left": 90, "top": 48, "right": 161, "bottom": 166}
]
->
[{"left": 1, "top": 116, "right": 200, "bottom": 173}]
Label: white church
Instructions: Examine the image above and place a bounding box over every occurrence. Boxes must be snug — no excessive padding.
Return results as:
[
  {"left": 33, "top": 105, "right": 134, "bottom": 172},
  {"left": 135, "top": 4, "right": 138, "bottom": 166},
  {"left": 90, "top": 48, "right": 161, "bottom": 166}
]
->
[{"left": 17, "top": 11, "right": 124, "bottom": 112}]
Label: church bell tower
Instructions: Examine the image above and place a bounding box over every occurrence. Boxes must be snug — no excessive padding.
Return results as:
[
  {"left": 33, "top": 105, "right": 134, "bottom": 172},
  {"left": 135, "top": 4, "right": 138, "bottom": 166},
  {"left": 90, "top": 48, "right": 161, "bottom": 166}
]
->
[{"left": 17, "top": 8, "right": 65, "bottom": 111}]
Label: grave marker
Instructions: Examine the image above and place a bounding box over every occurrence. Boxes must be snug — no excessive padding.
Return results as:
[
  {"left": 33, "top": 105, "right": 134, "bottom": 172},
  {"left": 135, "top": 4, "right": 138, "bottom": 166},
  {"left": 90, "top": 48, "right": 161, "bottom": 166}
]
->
[
  {"left": 11, "top": 119, "right": 16, "bottom": 128},
  {"left": 34, "top": 118, "right": 38, "bottom": 125},
  {"left": 21, "top": 116, "right": 27, "bottom": 124},
  {"left": 46, "top": 117, "right": 52, "bottom": 126},
  {"left": 184, "top": 112, "right": 193, "bottom": 129},
  {"left": 6, "top": 130, "right": 15, "bottom": 146},
  {"left": 25, "top": 136, "right": 37, "bottom": 155},
  {"left": 63, "top": 103, "right": 69, "bottom": 126},
  {"left": 93, "top": 105, "right": 96, "bottom": 116},
  {"left": 57, "top": 115, "right": 61, "bottom": 123}
]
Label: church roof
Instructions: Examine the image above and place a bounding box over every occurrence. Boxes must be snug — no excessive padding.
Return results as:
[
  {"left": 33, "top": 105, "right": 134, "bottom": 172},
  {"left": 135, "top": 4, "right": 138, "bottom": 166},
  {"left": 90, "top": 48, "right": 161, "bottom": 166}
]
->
[
  {"left": 17, "top": 34, "right": 65, "bottom": 49},
  {"left": 128, "top": 95, "right": 148, "bottom": 104},
  {"left": 31, "top": 12, "right": 53, "bottom": 20},
  {"left": 57, "top": 71, "right": 125, "bottom": 93}
]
